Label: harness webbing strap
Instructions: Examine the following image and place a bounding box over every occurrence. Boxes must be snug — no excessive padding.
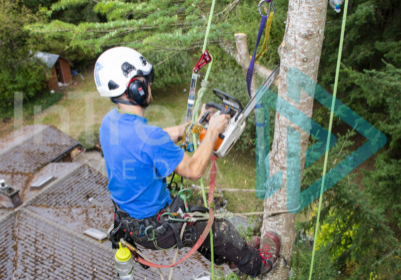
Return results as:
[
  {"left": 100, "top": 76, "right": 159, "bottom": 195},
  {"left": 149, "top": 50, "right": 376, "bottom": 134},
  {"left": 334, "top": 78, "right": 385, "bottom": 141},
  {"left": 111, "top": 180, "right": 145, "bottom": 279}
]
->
[
  {"left": 246, "top": 12, "right": 273, "bottom": 97},
  {"left": 254, "top": 12, "right": 273, "bottom": 62},
  {"left": 163, "top": 222, "right": 184, "bottom": 249}
]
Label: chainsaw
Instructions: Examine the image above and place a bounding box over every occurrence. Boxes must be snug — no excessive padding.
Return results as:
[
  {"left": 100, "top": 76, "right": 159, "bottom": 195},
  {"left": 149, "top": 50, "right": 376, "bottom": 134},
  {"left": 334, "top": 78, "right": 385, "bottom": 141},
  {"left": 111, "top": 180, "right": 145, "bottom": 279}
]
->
[{"left": 199, "top": 64, "right": 280, "bottom": 157}]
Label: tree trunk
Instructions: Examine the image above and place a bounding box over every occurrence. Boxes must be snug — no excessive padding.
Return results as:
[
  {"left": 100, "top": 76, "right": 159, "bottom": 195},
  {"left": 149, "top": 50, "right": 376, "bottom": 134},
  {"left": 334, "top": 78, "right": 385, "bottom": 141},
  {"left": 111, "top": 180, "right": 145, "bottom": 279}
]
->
[{"left": 261, "top": 1, "right": 327, "bottom": 279}]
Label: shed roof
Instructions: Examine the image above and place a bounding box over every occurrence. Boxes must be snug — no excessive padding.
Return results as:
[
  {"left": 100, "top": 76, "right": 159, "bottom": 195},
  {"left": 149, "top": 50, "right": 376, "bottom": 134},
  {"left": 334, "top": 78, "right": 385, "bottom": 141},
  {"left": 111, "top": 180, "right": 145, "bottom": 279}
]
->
[
  {"left": 34, "top": 51, "right": 60, "bottom": 68},
  {"left": 34, "top": 52, "right": 73, "bottom": 68}
]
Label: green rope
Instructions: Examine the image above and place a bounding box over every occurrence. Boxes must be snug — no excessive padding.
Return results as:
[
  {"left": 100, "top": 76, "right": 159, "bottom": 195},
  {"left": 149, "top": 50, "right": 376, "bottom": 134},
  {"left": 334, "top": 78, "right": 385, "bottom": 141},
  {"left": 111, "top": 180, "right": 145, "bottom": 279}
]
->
[
  {"left": 193, "top": 0, "right": 217, "bottom": 277},
  {"left": 308, "top": 1, "right": 349, "bottom": 279},
  {"left": 192, "top": 60, "right": 215, "bottom": 279},
  {"left": 202, "top": 0, "right": 216, "bottom": 53}
]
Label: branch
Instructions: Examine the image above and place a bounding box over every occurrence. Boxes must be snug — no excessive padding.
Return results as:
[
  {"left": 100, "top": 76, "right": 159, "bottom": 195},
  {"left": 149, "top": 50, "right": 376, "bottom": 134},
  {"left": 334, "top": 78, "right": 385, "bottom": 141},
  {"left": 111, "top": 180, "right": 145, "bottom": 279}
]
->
[
  {"left": 219, "top": 34, "right": 272, "bottom": 83},
  {"left": 215, "top": 0, "right": 241, "bottom": 24}
]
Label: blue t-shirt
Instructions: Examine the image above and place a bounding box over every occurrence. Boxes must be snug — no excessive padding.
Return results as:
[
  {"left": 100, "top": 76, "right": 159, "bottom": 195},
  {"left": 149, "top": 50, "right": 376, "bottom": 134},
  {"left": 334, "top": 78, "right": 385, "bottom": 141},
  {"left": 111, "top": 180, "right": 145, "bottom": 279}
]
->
[{"left": 99, "top": 109, "right": 184, "bottom": 219}]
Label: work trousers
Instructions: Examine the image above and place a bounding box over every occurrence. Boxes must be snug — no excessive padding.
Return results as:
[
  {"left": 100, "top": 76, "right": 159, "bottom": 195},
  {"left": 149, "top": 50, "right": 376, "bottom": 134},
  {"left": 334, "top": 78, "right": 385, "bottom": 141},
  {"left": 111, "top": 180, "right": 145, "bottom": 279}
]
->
[{"left": 137, "top": 207, "right": 262, "bottom": 277}]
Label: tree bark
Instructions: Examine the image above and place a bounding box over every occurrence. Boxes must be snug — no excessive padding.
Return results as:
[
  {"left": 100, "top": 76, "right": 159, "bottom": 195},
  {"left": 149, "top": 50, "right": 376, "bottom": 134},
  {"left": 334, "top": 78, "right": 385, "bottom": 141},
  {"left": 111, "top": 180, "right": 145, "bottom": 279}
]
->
[
  {"left": 220, "top": 1, "right": 327, "bottom": 278},
  {"left": 260, "top": 1, "right": 328, "bottom": 279}
]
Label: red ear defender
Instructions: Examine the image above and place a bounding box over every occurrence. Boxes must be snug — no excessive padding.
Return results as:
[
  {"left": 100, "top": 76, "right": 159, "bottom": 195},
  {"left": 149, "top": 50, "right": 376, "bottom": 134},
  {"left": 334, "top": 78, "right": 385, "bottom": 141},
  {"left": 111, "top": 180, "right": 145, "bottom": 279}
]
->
[{"left": 126, "top": 77, "right": 149, "bottom": 107}]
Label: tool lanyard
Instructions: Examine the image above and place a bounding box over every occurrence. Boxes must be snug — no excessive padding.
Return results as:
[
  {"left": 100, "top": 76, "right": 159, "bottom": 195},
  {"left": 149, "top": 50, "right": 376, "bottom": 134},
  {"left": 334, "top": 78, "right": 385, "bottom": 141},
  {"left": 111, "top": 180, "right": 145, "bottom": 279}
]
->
[{"left": 246, "top": 0, "right": 275, "bottom": 97}]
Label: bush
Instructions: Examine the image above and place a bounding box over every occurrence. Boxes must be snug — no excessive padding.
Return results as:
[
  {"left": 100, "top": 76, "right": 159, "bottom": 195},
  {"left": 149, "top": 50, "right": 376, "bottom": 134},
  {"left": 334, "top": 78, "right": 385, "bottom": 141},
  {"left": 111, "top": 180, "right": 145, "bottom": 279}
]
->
[
  {"left": 0, "top": 90, "right": 63, "bottom": 120},
  {"left": 0, "top": 0, "right": 49, "bottom": 109},
  {"left": 77, "top": 124, "right": 101, "bottom": 150}
]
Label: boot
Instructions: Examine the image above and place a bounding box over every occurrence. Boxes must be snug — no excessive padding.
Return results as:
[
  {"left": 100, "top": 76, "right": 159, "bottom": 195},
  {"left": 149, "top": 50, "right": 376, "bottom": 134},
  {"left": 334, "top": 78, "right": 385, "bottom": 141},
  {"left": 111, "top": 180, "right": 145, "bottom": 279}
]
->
[
  {"left": 229, "top": 236, "right": 261, "bottom": 275},
  {"left": 258, "top": 231, "right": 281, "bottom": 275}
]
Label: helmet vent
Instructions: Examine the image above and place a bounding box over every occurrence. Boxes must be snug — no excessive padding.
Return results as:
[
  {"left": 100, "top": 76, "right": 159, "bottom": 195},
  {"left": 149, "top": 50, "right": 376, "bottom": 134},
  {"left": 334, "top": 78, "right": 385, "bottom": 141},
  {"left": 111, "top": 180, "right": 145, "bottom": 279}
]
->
[
  {"left": 140, "top": 56, "right": 147, "bottom": 66},
  {"left": 121, "top": 62, "right": 136, "bottom": 78},
  {"left": 108, "top": 80, "right": 120, "bottom": 90}
]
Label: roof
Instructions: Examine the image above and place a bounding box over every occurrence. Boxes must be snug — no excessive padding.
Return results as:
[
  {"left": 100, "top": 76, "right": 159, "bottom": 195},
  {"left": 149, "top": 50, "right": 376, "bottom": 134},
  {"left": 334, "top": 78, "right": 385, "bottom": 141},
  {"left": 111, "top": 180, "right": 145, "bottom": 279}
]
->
[
  {"left": 0, "top": 164, "right": 162, "bottom": 280},
  {"left": 34, "top": 51, "right": 60, "bottom": 68},
  {"left": 34, "top": 52, "right": 72, "bottom": 68},
  {"left": 0, "top": 125, "right": 231, "bottom": 279},
  {"left": 0, "top": 213, "right": 14, "bottom": 280},
  {"left": 0, "top": 163, "right": 230, "bottom": 279},
  {"left": 0, "top": 125, "right": 80, "bottom": 174}
]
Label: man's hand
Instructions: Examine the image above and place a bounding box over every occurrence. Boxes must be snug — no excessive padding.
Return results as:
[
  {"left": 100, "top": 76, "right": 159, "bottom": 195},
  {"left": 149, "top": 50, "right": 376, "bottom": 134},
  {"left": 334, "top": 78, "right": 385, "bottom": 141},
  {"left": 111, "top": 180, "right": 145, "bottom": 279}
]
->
[
  {"left": 198, "top": 104, "right": 216, "bottom": 124},
  {"left": 175, "top": 112, "right": 230, "bottom": 180},
  {"left": 208, "top": 113, "right": 230, "bottom": 134}
]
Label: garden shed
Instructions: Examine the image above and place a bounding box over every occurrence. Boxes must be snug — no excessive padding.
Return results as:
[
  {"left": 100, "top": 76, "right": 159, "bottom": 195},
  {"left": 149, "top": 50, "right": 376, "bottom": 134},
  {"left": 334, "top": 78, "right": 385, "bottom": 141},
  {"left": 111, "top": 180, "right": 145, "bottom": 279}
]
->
[{"left": 35, "top": 51, "right": 73, "bottom": 91}]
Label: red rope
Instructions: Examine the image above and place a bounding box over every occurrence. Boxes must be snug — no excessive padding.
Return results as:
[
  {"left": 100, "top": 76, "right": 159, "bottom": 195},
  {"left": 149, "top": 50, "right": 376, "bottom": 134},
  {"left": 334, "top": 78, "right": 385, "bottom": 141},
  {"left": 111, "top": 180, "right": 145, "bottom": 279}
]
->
[{"left": 208, "top": 155, "right": 218, "bottom": 205}]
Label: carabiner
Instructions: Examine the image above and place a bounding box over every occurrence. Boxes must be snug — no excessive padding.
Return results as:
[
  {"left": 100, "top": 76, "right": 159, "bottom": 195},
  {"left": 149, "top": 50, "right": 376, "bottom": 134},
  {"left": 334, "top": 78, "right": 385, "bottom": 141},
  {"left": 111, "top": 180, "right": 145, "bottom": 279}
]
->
[
  {"left": 177, "top": 189, "right": 192, "bottom": 200},
  {"left": 139, "top": 225, "right": 145, "bottom": 236},
  {"left": 258, "top": 0, "right": 275, "bottom": 16},
  {"left": 144, "top": 225, "right": 155, "bottom": 241}
]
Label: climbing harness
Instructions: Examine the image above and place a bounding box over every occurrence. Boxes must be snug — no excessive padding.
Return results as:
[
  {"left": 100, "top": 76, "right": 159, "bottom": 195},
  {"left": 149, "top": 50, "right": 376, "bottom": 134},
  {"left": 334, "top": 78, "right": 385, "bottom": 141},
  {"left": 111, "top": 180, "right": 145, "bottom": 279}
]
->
[
  {"left": 115, "top": 163, "right": 217, "bottom": 270},
  {"left": 309, "top": 0, "right": 350, "bottom": 279},
  {"left": 246, "top": 0, "right": 276, "bottom": 97}
]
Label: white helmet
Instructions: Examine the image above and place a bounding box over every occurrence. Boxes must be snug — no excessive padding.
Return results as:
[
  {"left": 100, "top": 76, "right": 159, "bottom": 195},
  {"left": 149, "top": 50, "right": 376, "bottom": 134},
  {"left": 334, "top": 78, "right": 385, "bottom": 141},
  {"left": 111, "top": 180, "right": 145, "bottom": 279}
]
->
[{"left": 94, "top": 47, "right": 154, "bottom": 98}]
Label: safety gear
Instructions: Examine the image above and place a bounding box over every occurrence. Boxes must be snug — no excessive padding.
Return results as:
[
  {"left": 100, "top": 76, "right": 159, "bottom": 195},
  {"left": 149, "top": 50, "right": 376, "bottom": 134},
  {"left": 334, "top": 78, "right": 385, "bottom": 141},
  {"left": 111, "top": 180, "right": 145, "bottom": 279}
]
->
[
  {"left": 94, "top": 47, "right": 154, "bottom": 106},
  {"left": 259, "top": 231, "right": 281, "bottom": 275},
  {"left": 125, "top": 77, "right": 150, "bottom": 106}
]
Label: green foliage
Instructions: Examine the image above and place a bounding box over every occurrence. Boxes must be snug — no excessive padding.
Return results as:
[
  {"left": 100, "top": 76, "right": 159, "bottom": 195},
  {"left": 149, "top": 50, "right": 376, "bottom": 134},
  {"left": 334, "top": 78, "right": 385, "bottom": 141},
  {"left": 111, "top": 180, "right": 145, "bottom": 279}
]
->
[
  {"left": 23, "top": 0, "right": 53, "bottom": 12},
  {"left": 320, "top": 0, "right": 401, "bottom": 90},
  {"left": 295, "top": 1, "right": 401, "bottom": 278},
  {"left": 0, "top": 0, "right": 50, "bottom": 109},
  {"left": 344, "top": 62, "right": 401, "bottom": 234},
  {"left": 148, "top": 51, "right": 192, "bottom": 89},
  {"left": 298, "top": 131, "right": 401, "bottom": 278},
  {"left": 0, "top": 90, "right": 63, "bottom": 120},
  {"left": 291, "top": 238, "right": 338, "bottom": 280},
  {"left": 77, "top": 123, "right": 100, "bottom": 150}
]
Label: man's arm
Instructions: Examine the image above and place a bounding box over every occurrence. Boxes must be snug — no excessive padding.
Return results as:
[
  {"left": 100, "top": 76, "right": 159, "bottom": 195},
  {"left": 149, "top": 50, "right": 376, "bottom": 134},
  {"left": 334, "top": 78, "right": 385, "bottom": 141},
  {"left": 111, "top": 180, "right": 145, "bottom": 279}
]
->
[
  {"left": 163, "top": 124, "right": 185, "bottom": 143},
  {"left": 174, "top": 113, "right": 229, "bottom": 181},
  {"left": 163, "top": 105, "right": 215, "bottom": 143}
]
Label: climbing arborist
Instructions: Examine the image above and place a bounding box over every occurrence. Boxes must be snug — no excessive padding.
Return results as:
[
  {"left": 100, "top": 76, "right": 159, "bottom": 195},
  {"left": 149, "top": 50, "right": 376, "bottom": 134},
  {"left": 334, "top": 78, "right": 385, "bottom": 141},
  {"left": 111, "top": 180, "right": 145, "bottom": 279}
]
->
[{"left": 95, "top": 46, "right": 281, "bottom": 277}]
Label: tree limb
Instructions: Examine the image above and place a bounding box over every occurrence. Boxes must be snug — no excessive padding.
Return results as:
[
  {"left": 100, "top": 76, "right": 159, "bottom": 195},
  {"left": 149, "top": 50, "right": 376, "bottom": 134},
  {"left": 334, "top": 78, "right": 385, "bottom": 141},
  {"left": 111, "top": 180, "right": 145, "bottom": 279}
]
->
[{"left": 219, "top": 34, "right": 273, "bottom": 85}]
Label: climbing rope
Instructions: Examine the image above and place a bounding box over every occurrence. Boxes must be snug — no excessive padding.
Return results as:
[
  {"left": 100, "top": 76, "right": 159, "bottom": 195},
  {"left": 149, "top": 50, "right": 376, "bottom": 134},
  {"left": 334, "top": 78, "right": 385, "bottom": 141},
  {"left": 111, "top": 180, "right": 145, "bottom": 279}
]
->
[{"left": 308, "top": 0, "right": 349, "bottom": 279}]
